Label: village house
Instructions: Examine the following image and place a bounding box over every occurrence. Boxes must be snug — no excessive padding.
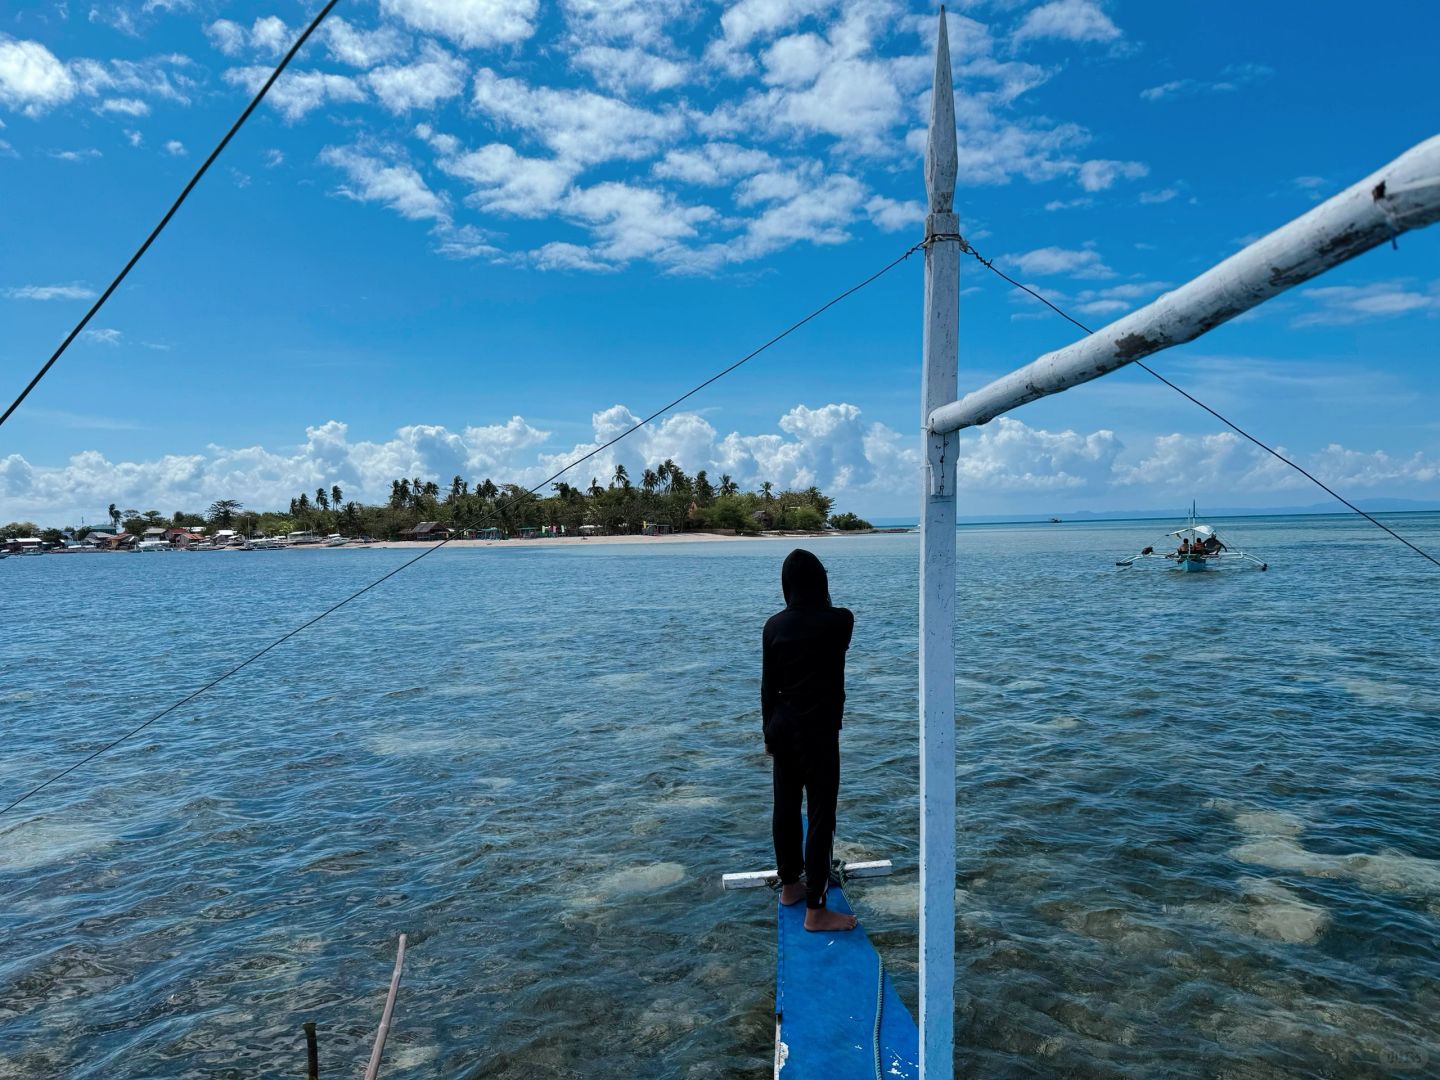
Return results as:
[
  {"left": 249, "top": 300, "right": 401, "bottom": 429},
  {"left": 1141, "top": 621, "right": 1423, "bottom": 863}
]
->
[{"left": 397, "top": 521, "right": 449, "bottom": 541}]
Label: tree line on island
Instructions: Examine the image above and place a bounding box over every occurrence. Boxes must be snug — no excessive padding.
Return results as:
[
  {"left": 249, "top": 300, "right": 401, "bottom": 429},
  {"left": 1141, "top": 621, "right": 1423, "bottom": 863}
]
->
[{"left": 3, "top": 461, "right": 873, "bottom": 543}]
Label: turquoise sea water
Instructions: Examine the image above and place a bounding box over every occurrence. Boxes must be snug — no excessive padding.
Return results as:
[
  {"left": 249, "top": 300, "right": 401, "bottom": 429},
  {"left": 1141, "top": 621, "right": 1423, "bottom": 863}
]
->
[{"left": 2, "top": 514, "right": 1438, "bottom": 1078}]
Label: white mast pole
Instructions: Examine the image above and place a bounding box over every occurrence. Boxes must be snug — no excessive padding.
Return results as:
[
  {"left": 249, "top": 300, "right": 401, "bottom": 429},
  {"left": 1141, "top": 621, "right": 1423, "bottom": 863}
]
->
[{"left": 919, "top": 8, "right": 958, "bottom": 1079}]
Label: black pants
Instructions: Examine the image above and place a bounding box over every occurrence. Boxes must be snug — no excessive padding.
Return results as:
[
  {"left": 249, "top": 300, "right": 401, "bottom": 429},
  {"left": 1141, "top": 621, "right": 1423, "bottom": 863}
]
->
[{"left": 772, "top": 738, "right": 839, "bottom": 909}]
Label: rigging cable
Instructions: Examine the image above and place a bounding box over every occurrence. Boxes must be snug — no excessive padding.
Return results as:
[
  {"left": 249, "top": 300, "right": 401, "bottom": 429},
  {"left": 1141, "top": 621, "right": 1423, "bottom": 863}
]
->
[
  {"left": 0, "top": 241, "right": 925, "bottom": 819},
  {"left": 952, "top": 237, "right": 1440, "bottom": 570},
  {"left": 0, "top": 0, "right": 343, "bottom": 432}
]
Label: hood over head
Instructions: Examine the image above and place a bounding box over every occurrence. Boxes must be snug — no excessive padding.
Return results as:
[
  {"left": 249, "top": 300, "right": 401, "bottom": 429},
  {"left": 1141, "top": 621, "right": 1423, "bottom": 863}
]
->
[{"left": 781, "top": 548, "right": 831, "bottom": 608}]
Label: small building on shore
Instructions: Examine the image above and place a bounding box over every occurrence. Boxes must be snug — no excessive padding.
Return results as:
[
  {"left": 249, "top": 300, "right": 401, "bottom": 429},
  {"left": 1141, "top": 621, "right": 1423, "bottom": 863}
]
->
[
  {"left": 398, "top": 521, "right": 450, "bottom": 541},
  {"left": 4, "top": 537, "right": 43, "bottom": 553}
]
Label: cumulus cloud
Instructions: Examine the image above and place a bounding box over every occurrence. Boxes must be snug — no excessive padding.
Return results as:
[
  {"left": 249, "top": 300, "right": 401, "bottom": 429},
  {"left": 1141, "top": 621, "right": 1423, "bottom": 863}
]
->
[
  {"left": 380, "top": 0, "right": 539, "bottom": 49},
  {"left": 320, "top": 143, "right": 451, "bottom": 222},
  {"left": 1076, "top": 158, "right": 1147, "bottom": 192},
  {"left": 0, "top": 36, "right": 78, "bottom": 115},
  {"left": 572, "top": 45, "right": 687, "bottom": 94},
  {"left": 366, "top": 42, "right": 467, "bottom": 113},
  {"left": 1003, "top": 245, "right": 1113, "bottom": 278},
  {"left": 9, "top": 409, "right": 1440, "bottom": 525},
  {"left": 324, "top": 17, "right": 410, "bottom": 68},
  {"left": 428, "top": 135, "right": 576, "bottom": 218},
  {"left": 471, "top": 68, "right": 684, "bottom": 166},
  {"left": 1013, "top": 0, "right": 1122, "bottom": 46},
  {"left": 4, "top": 404, "right": 922, "bottom": 524},
  {"left": 225, "top": 65, "right": 367, "bottom": 122},
  {"left": 651, "top": 142, "right": 775, "bottom": 186}
]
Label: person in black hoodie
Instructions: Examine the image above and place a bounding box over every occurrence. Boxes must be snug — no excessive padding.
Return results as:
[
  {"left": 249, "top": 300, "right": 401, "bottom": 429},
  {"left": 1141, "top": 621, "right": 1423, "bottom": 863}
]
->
[{"left": 762, "top": 548, "right": 858, "bottom": 932}]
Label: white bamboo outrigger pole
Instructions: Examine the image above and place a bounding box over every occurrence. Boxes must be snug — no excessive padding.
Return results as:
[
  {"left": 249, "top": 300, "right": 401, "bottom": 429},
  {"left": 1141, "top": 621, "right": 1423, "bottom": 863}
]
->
[
  {"left": 919, "top": 10, "right": 959, "bottom": 1079},
  {"left": 929, "top": 134, "right": 1440, "bottom": 435}
]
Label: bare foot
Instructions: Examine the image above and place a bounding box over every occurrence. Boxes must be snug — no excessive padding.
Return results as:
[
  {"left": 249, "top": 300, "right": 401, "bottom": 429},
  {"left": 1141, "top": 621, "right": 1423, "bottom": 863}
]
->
[
  {"left": 804, "top": 908, "right": 859, "bottom": 932},
  {"left": 780, "top": 882, "right": 807, "bottom": 906}
]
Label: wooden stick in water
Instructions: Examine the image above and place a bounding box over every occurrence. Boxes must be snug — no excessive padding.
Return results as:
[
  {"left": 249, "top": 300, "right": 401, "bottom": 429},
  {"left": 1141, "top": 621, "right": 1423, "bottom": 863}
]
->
[
  {"left": 304, "top": 1021, "right": 318, "bottom": 1079},
  {"left": 363, "top": 934, "right": 408, "bottom": 1080}
]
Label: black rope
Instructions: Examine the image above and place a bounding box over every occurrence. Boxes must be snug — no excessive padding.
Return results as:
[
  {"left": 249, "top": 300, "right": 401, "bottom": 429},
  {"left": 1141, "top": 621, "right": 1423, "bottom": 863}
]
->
[
  {"left": 0, "top": 242, "right": 924, "bottom": 819},
  {"left": 0, "top": 0, "right": 343, "bottom": 431},
  {"left": 955, "top": 237, "right": 1440, "bottom": 570}
]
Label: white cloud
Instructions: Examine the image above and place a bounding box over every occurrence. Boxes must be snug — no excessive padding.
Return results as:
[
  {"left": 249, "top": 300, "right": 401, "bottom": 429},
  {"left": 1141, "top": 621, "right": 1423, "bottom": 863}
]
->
[
  {"left": 80, "top": 327, "right": 123, "bottom": 345},
  {"left": 1294, "top": 281, "right": 1440, "bottom": 327},
  {"left": 431, "top": 138, "right": 576, "bottom": 218},
  {"left": 205, "top": 19, "right": 248, "bottom": 57},
  {"left": 380, "top": 0, "right": 539, "bottom": 49},
  {"left": 1076, "top": 158, "right": 1147, "bottom": 192},
  {"left": 572, "top": 45, "right": 687, "bottom": 94},
  {"left": 164, "top": 138, "right": 185, "bottom": 155},
  {"left": 0, "top": 36, "right": 79, "bottom": 115},
  {"left": 50, "top": 147, "right": 102, "bottom": 161},
  {"left": 1013, "top": 0, "right": 1122, "bottom": 46},
  {"left": 320, "top": 144, "right": 451, "bottom": 222},
  {"left": 1139, "top": 187, "right": 1178, "bottom": 204},
  {"left": 1003, "top": 245, "right": 1112, "bottom": 278},
  {"left": 366, "top": 42, "right": 467, "bottom": 113},
  {"left": 471, "top": 68, "right": 683, "bottom": 166},
  {"left": 651, "top": 142, "right": 775, "bottom": 186},
  {"left": 225, "top": 65, "right": 367, "bottom": 122},
  {"left": 98, "top": 96, "right": 149, "bottom": 116},
  {"left": 561, "top": 0, "right": 683, "bottom": 51},
  {"left": 125, "top": 128, "right": 143, "bottom": 147},
  {"left": 564, "top": 181, "right": 717, "bottom": 264},
  {"left": 956, "top": 417, "right": 1123, "bottom": 491},
  {"left": 8, "top": 409, "right": 1440, "bottom": 525},
  {"left": 865, "top": 194, "right": 923, "bottom": 232},
  {"left": 324, "top": 17, "right": 410, "bottom": 68},
  {"left": 533, "top": 241, "right": 617, "bottom": 272},
  {"left": 3, "top": 282, "right": 98, "bottom": 300}
]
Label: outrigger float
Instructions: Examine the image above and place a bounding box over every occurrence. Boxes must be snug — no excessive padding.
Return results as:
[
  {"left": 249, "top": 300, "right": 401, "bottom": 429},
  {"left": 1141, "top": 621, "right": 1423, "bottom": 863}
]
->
[
  {"left": 725, "top": 7, "right": 1437, "bottom": 1076},
  {"left": 1116, "top": 504, "right": 1268, "bottom": 572}
]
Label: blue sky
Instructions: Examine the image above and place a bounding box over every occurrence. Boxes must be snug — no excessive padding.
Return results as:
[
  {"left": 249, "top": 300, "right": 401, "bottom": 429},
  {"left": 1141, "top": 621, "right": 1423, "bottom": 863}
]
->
[{"left": 1, "top": 0, "right": 1437, "bottom": 525}]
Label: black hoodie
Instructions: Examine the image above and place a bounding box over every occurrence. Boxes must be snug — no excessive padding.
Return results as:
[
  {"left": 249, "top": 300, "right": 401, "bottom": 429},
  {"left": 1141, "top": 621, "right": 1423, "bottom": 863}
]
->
[{"left": 761, "top": 549, "right": 855, "bottom": 752}]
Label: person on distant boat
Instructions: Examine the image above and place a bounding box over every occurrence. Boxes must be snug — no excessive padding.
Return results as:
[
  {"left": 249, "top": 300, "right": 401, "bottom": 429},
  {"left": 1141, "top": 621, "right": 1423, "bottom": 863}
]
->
[
  {"left": 1177, "top": 537, "right": 1191, "bottom": 556},
  {"left": 762, "top": 549, "right": 858, "bottom": 933}
]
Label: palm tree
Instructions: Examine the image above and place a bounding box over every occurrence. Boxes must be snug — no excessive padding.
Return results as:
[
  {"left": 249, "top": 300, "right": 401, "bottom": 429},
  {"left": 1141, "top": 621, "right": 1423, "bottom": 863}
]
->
[
  {"left": 107, "top": 503, "right": 121, "bottom": 530},
  {"left": 315, "top": 488, "right": 329, "bottom": 511},
  {"left": 761, "top": 481, "right": 774, "bottom": 502},
  {"left": 719, "top": 474, "right": 738, "bottom": 497},
  {"left": 660, "top": 458, "right": 676, "bottom": 493},
  {"left": 588, "top": 477, "right": 605, "bottom": 499},
  {"left": 331, "top": 484, "right": 343, "bottom": 507},
  {"left": 641, "top": 467, "right": 659, "bottom": 493},
  {"left": 613, "top": 463, "right": 630, "bottom": 489}
]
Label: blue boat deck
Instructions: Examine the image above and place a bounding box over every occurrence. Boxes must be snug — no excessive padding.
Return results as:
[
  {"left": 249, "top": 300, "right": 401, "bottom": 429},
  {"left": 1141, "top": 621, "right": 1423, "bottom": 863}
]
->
[{"left": 774, "top": 882, "right": 919, "bottom": 1078}]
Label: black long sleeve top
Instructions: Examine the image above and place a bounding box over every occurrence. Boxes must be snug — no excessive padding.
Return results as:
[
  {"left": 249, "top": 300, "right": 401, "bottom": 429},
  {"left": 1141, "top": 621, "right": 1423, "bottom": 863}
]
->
[{"left": 760, "top": 550, "right": 855, "bottom": 753}]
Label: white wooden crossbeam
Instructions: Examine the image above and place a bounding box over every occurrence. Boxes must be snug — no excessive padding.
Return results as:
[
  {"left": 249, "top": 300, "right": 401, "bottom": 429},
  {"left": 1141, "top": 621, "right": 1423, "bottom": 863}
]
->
[{"left": 721, "top": 860, "right": 893, "bottom": 890}]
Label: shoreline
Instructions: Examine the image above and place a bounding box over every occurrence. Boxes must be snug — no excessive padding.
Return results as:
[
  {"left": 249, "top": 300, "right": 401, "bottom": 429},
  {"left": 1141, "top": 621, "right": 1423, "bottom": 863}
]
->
[{"left": 346, "top": 528, "right": 911, "bottom": 551}]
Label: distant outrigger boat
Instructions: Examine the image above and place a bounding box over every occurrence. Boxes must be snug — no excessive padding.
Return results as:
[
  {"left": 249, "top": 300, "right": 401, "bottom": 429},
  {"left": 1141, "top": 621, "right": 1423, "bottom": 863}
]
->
[{"left": 1116, "top": 504, "right": 1268, "bottom": 572}]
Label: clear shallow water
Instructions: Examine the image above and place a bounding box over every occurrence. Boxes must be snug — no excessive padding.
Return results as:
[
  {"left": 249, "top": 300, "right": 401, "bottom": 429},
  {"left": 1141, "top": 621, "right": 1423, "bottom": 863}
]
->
[{"left": 1, "top": 515, "right": 1438, "bottom": 1078}]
